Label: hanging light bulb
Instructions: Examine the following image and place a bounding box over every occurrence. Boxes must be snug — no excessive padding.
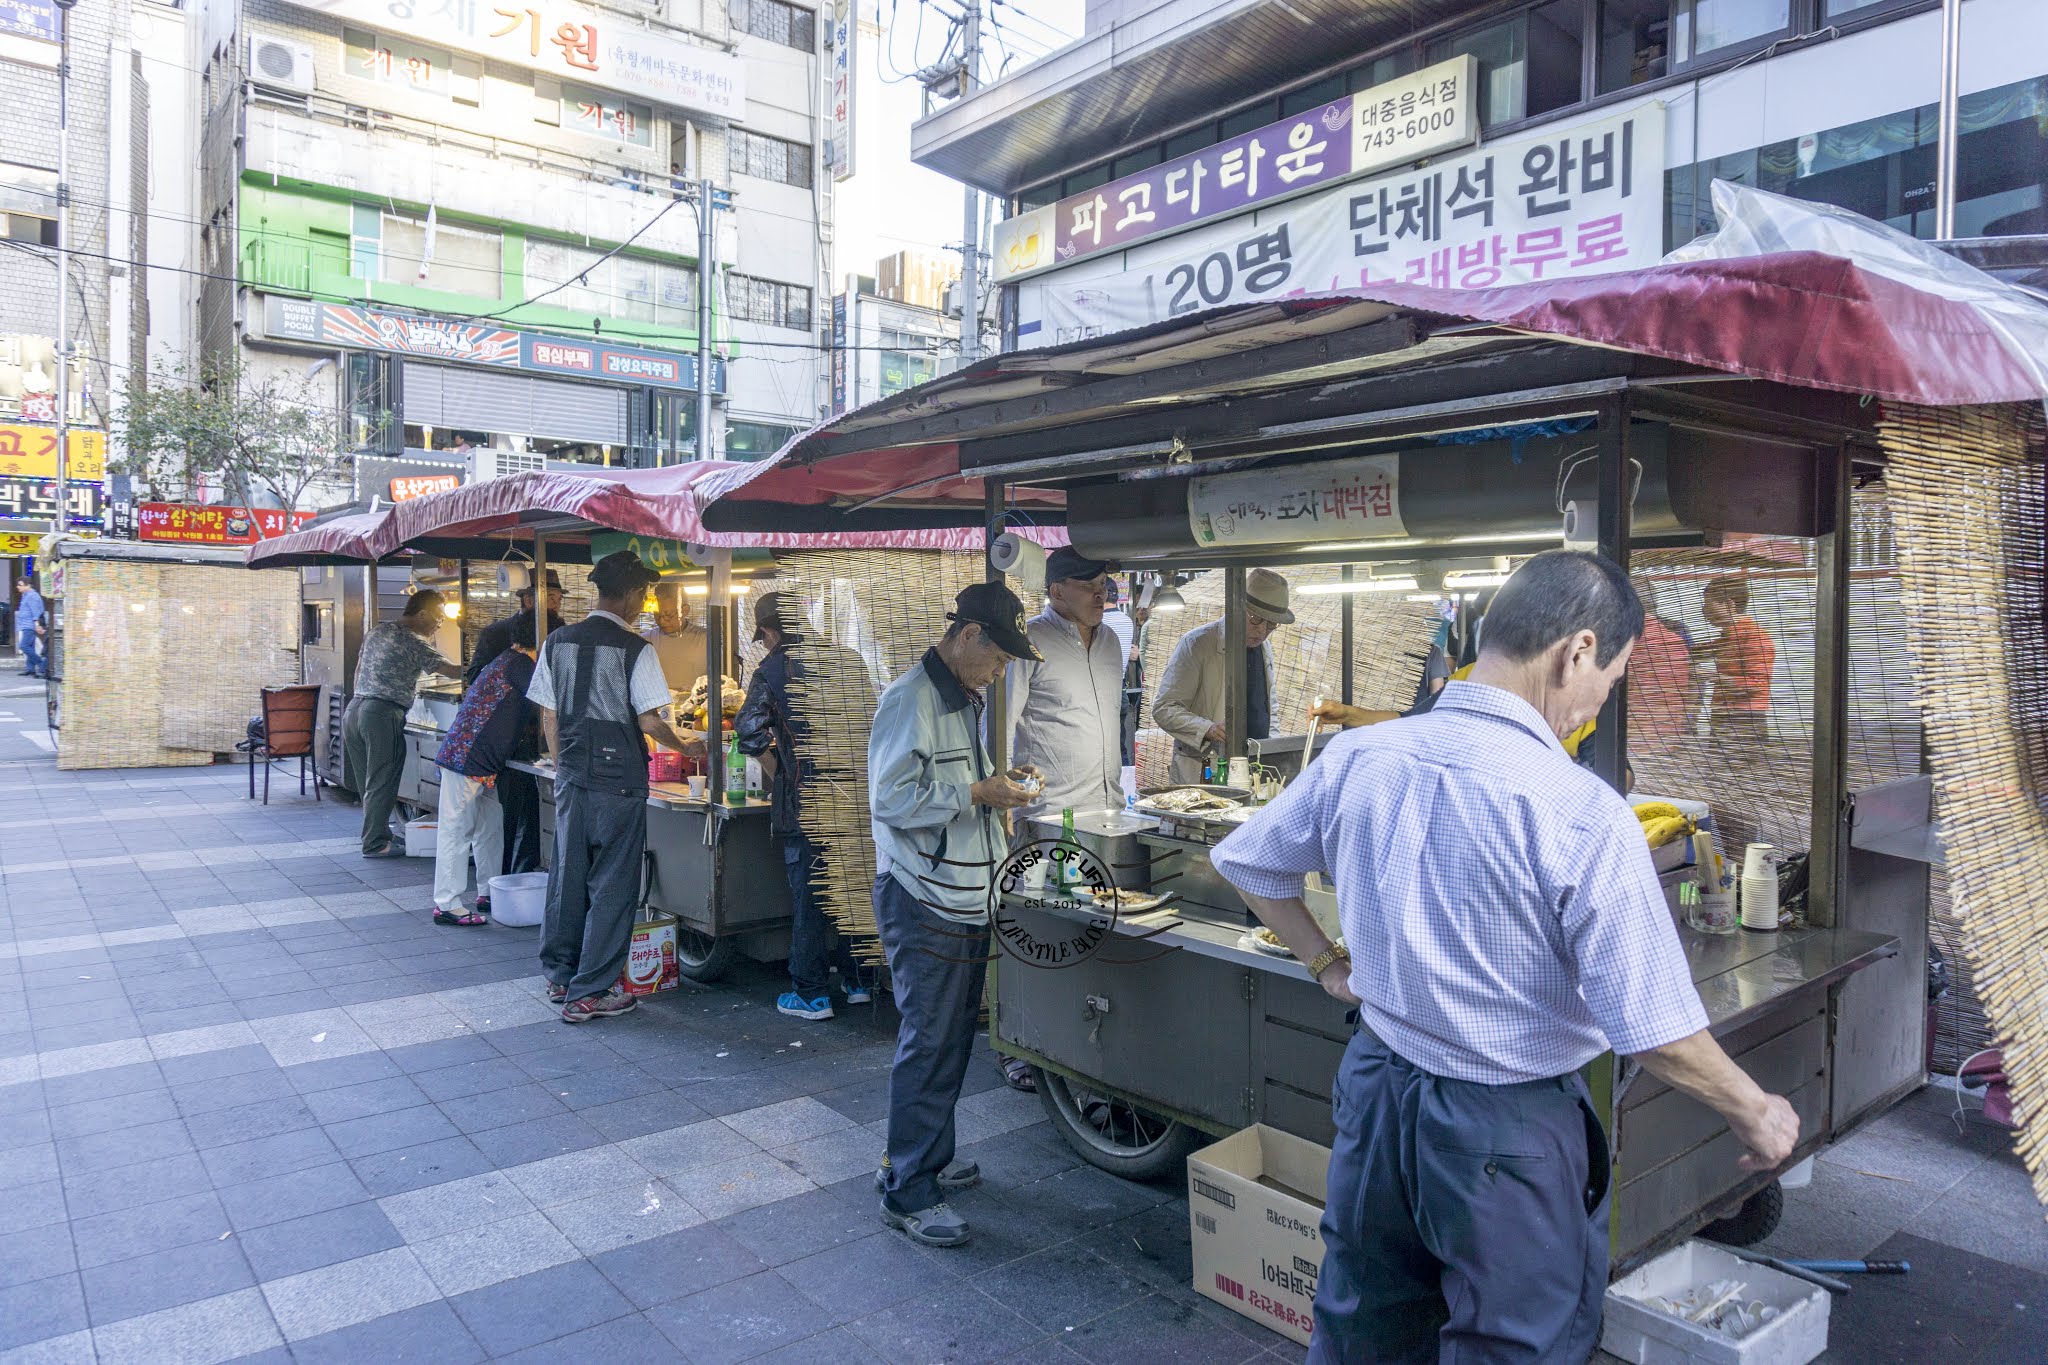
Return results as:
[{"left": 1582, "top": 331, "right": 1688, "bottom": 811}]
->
[{"left": 1152, "top": 583, "right": 1186, "bottom": 612}]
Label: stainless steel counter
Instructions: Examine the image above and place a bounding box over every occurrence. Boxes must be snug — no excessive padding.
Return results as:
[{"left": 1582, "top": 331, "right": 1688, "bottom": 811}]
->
[{"left": 505, "top": 759, "right": 770, "bottom": 816}]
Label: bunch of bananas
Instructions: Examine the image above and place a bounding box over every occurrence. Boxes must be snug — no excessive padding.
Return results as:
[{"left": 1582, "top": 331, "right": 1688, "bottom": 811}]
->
[{"left": 1634, "top": 801, "right": 1694, "bottom": 850}]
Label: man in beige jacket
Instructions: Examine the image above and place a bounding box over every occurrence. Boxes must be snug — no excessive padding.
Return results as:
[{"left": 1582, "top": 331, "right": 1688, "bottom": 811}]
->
[{"left": 1152, "top": 568, "right": 1292, "bottom": 783}]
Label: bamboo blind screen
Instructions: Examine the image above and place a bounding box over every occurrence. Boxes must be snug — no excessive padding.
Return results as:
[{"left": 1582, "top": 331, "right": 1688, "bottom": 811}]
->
[{"left": 1879, "top": 401, "right": 2048, "bottom": 1202}]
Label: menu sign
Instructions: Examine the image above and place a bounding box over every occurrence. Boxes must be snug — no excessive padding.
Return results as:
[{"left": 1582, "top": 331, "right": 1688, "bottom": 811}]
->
[
  {"left": 994, "top": 56, "right": 1477, "bottom": 283},
  {"left": 138, "top": 503, "right": 316, "bottom": 545},
  {"left": 1188, "top": 454, "right": 1404, "bottom": 549},
  {"left": 0, "top": 423, "right": 108, "bottom": 481}
]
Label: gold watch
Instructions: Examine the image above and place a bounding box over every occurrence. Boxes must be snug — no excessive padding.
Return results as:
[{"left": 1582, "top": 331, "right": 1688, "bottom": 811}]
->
[{"left": 1307, "top": 943, "right": 1350, "bottom": 977}]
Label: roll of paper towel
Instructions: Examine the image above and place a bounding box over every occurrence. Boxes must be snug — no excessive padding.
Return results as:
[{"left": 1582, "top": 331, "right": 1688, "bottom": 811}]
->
[{"left": 989, "top": 532, "right": 1048, "bottom": 595}]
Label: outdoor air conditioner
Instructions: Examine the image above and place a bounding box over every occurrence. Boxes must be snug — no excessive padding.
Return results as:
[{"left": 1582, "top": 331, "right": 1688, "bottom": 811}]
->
[
  {"left": 466, "top": 448, "right": 544, "bottom": 483},
  {"left": 247, "top": 36, "right": 315, "bottom": 96}
]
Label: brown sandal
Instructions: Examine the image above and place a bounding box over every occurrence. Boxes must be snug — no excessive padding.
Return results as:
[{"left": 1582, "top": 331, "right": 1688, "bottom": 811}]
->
[{"left": 433, "top": 909, "right": 490, "bottom": 927}]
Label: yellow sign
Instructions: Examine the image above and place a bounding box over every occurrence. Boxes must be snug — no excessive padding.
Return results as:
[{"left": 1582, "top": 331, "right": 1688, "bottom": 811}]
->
[
  {"left": 0, "top": 424, "right": 107, "bottom": 481},
  {"left": 0, "top": 531, "right": 41, "bottom": 555}
]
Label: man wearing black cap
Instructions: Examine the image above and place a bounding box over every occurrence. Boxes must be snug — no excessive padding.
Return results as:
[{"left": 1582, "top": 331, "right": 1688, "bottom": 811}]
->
[
  {"left": 465, "top": 569, "right": 565, "bottom": 689},
  {"left": 527, "top": 551, "right": 698, "bottom": 1023},
  {"left": 999, "top": 546, "right": 1125, "bottom": 830},
  {"left": 868, "top": 581, "right": 1043, "bottom": 1248},
  {"left": 736, "top": 590, "right": 874, "bottom": 1020},
  {"left": 467, "top": 569, "right": 566, "bottom": 876}
]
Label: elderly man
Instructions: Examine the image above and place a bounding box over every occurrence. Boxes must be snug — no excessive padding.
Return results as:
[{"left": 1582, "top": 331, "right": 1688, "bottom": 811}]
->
[
  {"left": 1213, "top": 551, "right": 1798, "bottom": 1363},
  {"left": 1152, "top": 567, "right": 1292, "bottom": 782},
  {"left": 466, "top": 570, "right": 564, "bottom": 689},
  {"left": 345, "top": 591, "right": 464, "bottom": 857},
  {"left": 644, "top": 580, "right": 711, "bottom": 692},
  {"left": 869, "top": 581, "right": 1042, "bottom": 1249},
  {"left": 1000, "top": 547, "right": 1125, "bottom": 827}
]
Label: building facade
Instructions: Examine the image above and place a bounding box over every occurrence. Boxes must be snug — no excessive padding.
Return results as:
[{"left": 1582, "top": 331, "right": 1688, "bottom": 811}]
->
[
  {"left": 827, "top": 257, "right": 959, "bottom": 415},
  {"left": 195, "top": 0, "right": 832, "bottom": 475},
  {"left": 910, "top": 0, "right": 2048, "bottom": 350}
]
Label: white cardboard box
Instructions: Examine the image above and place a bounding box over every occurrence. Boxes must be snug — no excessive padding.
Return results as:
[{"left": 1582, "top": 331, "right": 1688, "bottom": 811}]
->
[
  {"left": 1187, "top": 1124, "right": 1330, "bottom": 1348},
  {"left": 1602, "top": 1241, "right": 1830, "bottom": 1365}
]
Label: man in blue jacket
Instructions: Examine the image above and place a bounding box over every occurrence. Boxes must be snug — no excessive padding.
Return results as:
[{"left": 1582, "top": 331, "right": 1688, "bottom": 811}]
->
[
  {"left": 15, "top": 575, "right": 45, "bottom": 678},
  {"left": 869, "top": 581, "right": 1042, "bottom": 1248}
]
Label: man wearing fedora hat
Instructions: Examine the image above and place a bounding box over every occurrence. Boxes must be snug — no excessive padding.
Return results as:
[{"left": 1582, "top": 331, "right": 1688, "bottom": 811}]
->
[{"left": 1153, "top": 567, "right": 1294, "bottom": 783}]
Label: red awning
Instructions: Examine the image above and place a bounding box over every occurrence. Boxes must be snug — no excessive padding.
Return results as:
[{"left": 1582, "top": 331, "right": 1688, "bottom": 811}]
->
[{"left": 243, "top": 511, "right": 388, "bottom": 569}]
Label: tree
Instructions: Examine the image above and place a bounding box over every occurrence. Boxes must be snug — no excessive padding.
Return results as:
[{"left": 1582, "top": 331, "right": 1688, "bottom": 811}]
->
[{"left": 114, "top": 357, "right": 356, "bottom": 524}]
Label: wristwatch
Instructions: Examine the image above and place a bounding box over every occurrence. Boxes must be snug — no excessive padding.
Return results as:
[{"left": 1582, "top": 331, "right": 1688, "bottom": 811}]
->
[{"left": 1307, "top": 943, "right": 1351, "bottom": 978}]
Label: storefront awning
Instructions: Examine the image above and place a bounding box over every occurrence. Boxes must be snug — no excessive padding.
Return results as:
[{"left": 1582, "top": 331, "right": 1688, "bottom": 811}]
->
[
  {"left": 699, "top": 242, "right": 2048, "bottom": 537},
  {"left": 242, "top": 511, "right": 390, "bottom": 569}
]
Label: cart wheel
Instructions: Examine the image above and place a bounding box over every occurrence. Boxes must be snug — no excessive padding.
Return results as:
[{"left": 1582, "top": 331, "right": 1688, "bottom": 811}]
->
[
  {"left": 673, "top": 927, "right": 735, "bottom": 983},
  {"left": 1035, "top": 1067, "right": 1204, "bottom": 1182},
  {"left": 1700, "top": 1180, "right": 1784, "bottom": 1247}
]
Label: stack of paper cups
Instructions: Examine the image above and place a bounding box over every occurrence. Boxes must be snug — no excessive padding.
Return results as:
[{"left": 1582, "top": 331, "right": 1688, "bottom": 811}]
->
[{"left": 1740, "top": 843, "right": 1780, "bottom": 930}]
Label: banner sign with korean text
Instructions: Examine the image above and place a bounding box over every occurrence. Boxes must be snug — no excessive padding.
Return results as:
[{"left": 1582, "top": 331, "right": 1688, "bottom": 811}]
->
[
  {"left": 826, "top": 0, "right": 854, "bottom": 181},
  {"left": 260, "top": 296, "right": 723, "bottom": 394},
  {"left": 1188, "top": 454, "right": 1404, "bottom": 549},
  {"left": 994, "top": 56, "right": 1477, "bottom": 284},
  {"left": 1026, "top": 102, "right": 1666, "bottom": 347},
  {"left": 0, "top": 0, "right": 60, "bottom": 68},
  {"left": 0, "top": 424, "right": 108, "bottom": 481},
  {"left": 137, "top": 504, "right": 316, "bottom": 545},
  {"left": 0, "top": 530, "right": 43, "bottom": 554},
  {"left": 295, "top": 0, "right": 744, "bottom": 118},
  {"left": 0, "top": 477, "right": 103, "bottom": 528},
  {"left": 389, "top": 474, "right": 461, "bottom": 501}
]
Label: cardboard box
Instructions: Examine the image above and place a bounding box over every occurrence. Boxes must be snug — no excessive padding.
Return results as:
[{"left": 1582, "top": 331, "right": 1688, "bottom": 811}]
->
[
  {"left": 1187, "top": 1124, "right": 1330, "bottom": 1347},
  {"left": 620, "top": 915, "right": 681, "bottom": 995}
]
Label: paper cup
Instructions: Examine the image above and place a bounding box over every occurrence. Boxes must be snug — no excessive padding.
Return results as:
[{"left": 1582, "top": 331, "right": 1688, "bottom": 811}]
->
[
  {"left": 686, "top": 775, "right": 707, "bottom": 800},
  {"left": 1742, "top": 843, "right": 1779, "bottom": 880},
  {"left": 1740, "top": 876, "right": 1780, "bottom": 930}
]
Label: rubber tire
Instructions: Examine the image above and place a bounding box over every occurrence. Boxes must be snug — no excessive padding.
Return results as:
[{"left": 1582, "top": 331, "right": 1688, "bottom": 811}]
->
[
  {"left": 673, "top": 927, "right": 735, "bottom": 983},
  {"left": 1699, "top": 1179, "right": 1784, "bottom": 1247},
  {"left": 1034, "top": 1066, "right": 1206, "bottom": 1182}
]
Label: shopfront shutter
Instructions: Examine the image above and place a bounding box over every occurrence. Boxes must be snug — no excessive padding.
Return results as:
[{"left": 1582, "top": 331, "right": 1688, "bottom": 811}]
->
[{"left": 399, "top": 363, "right": 630, "bottom": 444}]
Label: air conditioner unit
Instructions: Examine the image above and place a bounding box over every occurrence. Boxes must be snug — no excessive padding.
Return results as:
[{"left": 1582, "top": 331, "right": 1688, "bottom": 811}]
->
[
  {"left": 247, "top": 36, "right": 315, "bottom": 96},
  {"left": 466, "top": 448, "right": 544, "bottom": 483}
]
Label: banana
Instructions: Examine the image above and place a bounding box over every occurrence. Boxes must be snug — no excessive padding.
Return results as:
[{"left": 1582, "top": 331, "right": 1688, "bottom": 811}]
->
[
  {"left": 1640, "top": 815, "right": 1693, "bottom": 849},
  {"left": 1633, "top": 802, "right": 1682, "bottom": 822}
]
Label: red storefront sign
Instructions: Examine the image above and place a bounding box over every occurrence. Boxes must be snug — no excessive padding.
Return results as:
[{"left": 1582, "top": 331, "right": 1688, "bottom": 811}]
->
[
  {"left": 389, "top": 474, "right": 461, "bottom": 502},
  {"left": 137, "top": 503, "right": 315, "bottom": 545}
]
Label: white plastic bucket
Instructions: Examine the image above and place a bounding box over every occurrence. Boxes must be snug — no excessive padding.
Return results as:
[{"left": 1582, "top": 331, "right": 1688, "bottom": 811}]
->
[
  {"left": 403, "top": 818, "right": 437, "bottom": 858},
  {"left": 489, "top": 872, "right": 549, "bottom": 927}
]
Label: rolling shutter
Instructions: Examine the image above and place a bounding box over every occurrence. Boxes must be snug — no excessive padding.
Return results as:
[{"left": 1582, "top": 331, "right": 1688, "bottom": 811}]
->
[{"left": 400, "top": 363, "right": 630, "bottom": 444}]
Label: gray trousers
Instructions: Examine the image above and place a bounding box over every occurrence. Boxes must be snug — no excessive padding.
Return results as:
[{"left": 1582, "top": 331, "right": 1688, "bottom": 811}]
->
[
  {"left": 342, "top": 698, "right": 407, "bottom": 854},
  {"left": 540, "top": 781, "right": 647, "bottom": 1002},
  {"left": 1309, "top": 1027, "right": 1611, "bottom": 1364},
  {"left": 873, "top": 872, "right": 989, "bottom": 1215}
]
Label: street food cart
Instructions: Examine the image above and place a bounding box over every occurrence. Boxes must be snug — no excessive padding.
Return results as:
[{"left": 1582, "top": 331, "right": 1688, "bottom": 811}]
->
[
  {"left": 698, "top": 225, "right": 2048, "bottom": 1267},
  {"left": 249, "top": 463, "right": 1033, "bottom": 981}
]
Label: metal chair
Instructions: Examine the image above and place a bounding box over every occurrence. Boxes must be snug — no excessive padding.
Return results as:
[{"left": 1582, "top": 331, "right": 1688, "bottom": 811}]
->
[{"left": 248, "top": 685, "right": 322, "bottom": 803}]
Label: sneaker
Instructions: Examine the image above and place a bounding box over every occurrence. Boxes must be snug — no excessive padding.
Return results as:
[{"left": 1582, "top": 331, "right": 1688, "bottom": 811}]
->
[
  {"left": 843, "top": 982, "right": 872, "bottom": 1005},
  {"left": 880, "top": 1198, "right": 970, "bottom": 1248},
  {"left": 562, "top": 988, "right": 636, "bottom": 1023},
  {"left": 874, "top": 1159, "right": 980, "bottom": 1194},
  {"left": 778, "top": 991, "right": 834, "bottom": 1021},
  {"left": 543, "top": 979, "right": 567, "bottom": 1004}
]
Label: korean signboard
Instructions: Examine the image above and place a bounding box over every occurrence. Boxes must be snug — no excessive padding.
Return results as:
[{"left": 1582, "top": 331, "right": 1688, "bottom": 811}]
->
[
  {"left": 995, "top": 56, "right": 1477, "bottom": 285},
  {"left": 297, "top": 0, "right": 744, "bottom": 118},
  {"left": 389, "top": 474, "right": 461, "bottom": 501},
  {"left": 137, "top": 504, "right": 316, "bottom": 545},
  {"left": 1025, "top": 103, "right": 1666, "bottom": 347},
  {"left": 0, "top": 530, "right": 41, "bottom": 555},
  {"left": 827, "top": 0, "right": 855, "bottom": 181},
  {"left": 1189, "top": 454, "right": 1403, "bottom": 549},
  {"left": 0, "top": 424, "right": 108, "bottom": 481},
  {"left": 0, "top": 477, "right": 103, "bottom": 529},
  {"left": 0, "top": 0, "right": 60, "bottom": 69},
  {"left": 830, "top": 294, "right": 849, "bottom": 415},
  {"left": 261, "top": 296, "right": 725, "bottom": 393}
]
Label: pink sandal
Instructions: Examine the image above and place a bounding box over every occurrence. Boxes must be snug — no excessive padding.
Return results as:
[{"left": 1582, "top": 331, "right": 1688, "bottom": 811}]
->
[{"left": 433, "top": 909, "right": 490, "bottom": 927}]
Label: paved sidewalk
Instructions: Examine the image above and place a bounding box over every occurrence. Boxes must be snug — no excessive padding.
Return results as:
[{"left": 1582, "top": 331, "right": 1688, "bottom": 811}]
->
[{"left": 2, "top": 758, "right": 2041, "bottom": 1363}]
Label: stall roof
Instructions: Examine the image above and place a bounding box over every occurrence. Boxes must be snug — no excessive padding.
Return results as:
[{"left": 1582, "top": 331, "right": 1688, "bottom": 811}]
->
[
  {"left": 245, "top": 461, "right": 1064, "bottom": 570},
  {"left": 698, "top": 249, "right": 2048, "bottom": 536}
]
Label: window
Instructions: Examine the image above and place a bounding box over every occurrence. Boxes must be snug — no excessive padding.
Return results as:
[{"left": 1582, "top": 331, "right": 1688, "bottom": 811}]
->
[
  {"left": 1598, "top": 0, "right": 1670, "bottom": 94},
  {"left": 878, "top": 351, "right": 937, "bottom": 397},
  {"left": 562, "top": 82, "right": 653, "bottom": 146},
  {"left": 344, "top": 26, "right": 464, "bottom": 98},
  {"left": 0, "top": 163, "right": 58, "bottom": 247},
  {"left": 1428, "top": 17, "right": 1529, "bottom": 130},
  {"left": 737, "top": 0, "right": 816, "bottom": 52},
  {"left": 1673, "top": 0, "right": 1790, "bottom": 63},
  {"left": 375, "top": 212, "right": 503, "bottom": 296},
  {"left": 725, "top": 420, "right": 801, "bottom": 460},
  {"left": 728, "top": 128, "right": 814, "bottom": 189},
  {"left": 526, "top": 238, "right": 697, "bottom": 327},
  {"left": 1823, "top": 0, "right": 1913, "bottom": 15},
  {"left": 727, "top": 274, "right": 812, "bottom": 330}
]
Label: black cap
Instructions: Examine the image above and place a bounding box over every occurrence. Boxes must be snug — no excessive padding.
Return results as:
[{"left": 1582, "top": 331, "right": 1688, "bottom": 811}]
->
[
  {"left": 948, "top": 582, "right": 1044, "bottom": 661},
  {"left": 516, "top": 568, "right": 565, "bottom": 599},
  {"left": 589, "top": 550, "right": 658, "bottom": 599},
  {"left": 1045, "top": 546, "right": 1116, "bottom": 583},
  {"left": 753, "top": 590, "right": 789, "bottom": 643}
]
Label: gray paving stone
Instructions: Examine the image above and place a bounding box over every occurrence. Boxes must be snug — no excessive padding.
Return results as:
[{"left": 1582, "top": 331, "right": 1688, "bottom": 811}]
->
[
  {"left": 260, "top": 1245, "right": 441, "bottom": 1342},
  {"left": 325, "top": 1103, "right": 462, "bottom": 1160},
  {"left": 411, "top": 1056, "right": 530, "bottom": 1102},
  {"left": 0, "top": 1272, "right": 88, "bottom": 1352},
  {"left": 384, "top": 1034, "right": 499, "bottom": 1074},
  {"left": 645, "top": 1268, "right": 840, "bottom": 1365},
  {"left": 69, "top": 1190, "right": 232, "bottom": 1270},
  {"left": 284, "top": 1299, "right": 486, "bottom": 1365},
  {"left": 436, "top": 1081, "right": 569, "bottom": 1134},
  {"left": 0, "top": 1219, "right": 74, "bottom": 1290},
  {"left": 78, "top": 1235, "right": 256, "bottom": 1326},
  {"left": 217, "top": 1159, "right": 372, "bottom": 1232},
  {"left": 302, "top": 1074, "right": 430, "bottom": 1125},
  {"left": 844, "top": 1283, "right": 1052, "bottom": 1364},
  {"left": 0, "top": 1107, "right": 52, "bottom": 1151},
  {"left": 38, "top": 1060, "right": 162, "bottom": 1109},
  {"left": 349, "top": 1135, "right": 493, "bottom": 1198},
  {"left": 284, "top": 1051, "right": 402, "bottom": 1095},
  {"left": 468, "top": 1110, "right": 608, "bottom": 1168},
  {"left": 492, "top": 1311, "right": 689, "bottom": 1364},
  {"left": 236, "top": 1201, "right": 407, "bottom": 1282},
  {"left": 199, "top": 1126, "right": 342, "bottom": 1186},
  {"left": 183, "top": 1095, "right": 319, "bottom": 1151},
  {"left": 411, "top": 1208, "right": 582, "bottom": 1297},
  {"left": 620, "top": 1118, "right": 761, "bottom": 1177},
  {"left": 90, "top": 1285, "right": 285, "bottom": 1365},
  {"left": 156, "top": 1044, "right": 279, "bottom": 1087},
  {"left": 168, "top": 1067, "right": 297, "bottom": 1118},
  {"left": 0, "top": 1176, "right": 68, "bottom": 1234},
  {"left": 376, "top": 1168, "right": 534, "bottom": 1242},
  {"left": 53, "top": 1117, "right": 196, "bottom": 1175},
  {"left": 663, "top": 1154, "right": 815, "bottom": 1221},
  {"left": 449, "top": 1259, "right": 634, "bottom": 1357}
]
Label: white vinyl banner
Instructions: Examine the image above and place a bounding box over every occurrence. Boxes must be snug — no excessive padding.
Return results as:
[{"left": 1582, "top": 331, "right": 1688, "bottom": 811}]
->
[{"left": 1025, "top": 102, "right": 1666, "bottom": 349}]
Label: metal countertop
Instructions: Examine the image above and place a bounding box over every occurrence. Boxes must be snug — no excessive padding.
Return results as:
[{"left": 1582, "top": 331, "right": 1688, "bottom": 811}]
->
[{"left": 505, "top": 759, "right": 770, "bottom": 816}]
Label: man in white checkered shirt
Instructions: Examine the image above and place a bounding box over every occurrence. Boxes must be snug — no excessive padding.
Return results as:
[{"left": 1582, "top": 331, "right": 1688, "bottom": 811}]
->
[{"left": 1213, "top": 551, "right": 1798, "bottom": 1364}]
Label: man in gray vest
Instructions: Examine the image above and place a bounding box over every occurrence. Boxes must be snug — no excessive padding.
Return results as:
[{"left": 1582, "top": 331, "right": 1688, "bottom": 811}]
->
[{"left": 528, "top": 552, "right": 697, "bottom": 1023}]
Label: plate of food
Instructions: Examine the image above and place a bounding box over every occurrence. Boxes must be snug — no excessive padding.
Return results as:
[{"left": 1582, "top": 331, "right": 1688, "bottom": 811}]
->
[
  {"left": 1085, "top": 886, "right": 1173, "bottom": 914},
  {"left": 1135, "top": 787, "right": 1244, "bottom": 816},
  {"left": 1251, "top": 926, "right": 1293, "bottom": 957}
]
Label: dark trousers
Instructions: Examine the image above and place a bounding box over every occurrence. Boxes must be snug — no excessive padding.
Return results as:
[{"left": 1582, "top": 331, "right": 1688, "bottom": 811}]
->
[
  {"left": 874, "top": 872, "right": 989, "bottom": 1214},
  {"left": 342, "top": 698, "right": 407, "bottom": 854},
  {"left": 784, "top": 833, "right": 862, "bottom": 997},
  {"left": 540, "top": 781, "right": 647, "bottom": 1002},
  {"left": 1310, "top": 1027, "right": 1611, "bottom": 1365},
  {"left": 498, "top": 765, "right": 545, "bottom": 876}
]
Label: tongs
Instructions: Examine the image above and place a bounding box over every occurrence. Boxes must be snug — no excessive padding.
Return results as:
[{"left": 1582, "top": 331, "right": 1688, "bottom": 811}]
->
[{"left": 1302, "top": 695, "right": 1326, "bottom": 770}]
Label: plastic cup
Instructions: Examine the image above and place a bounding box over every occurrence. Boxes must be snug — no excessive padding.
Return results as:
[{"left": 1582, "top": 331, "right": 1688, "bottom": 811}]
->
[{"left": 686, "top": 775, "right": 707, "bottom": 801}]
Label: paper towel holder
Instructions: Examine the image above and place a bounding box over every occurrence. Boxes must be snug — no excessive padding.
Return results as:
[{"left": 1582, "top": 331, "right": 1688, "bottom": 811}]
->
[{"left": 989, "top": 532, "right": 1048, "bottom": 596}]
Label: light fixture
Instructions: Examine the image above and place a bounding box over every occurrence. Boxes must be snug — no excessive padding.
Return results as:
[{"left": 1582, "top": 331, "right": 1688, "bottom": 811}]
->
[
  {"left": 683, "top": 584, "right": 710, "bottom": 598},
  {"left": 1152, "top": 583, "right": 1186, "bottom": 612},
  {"left": 1442, "top": 570, "right": 1511, "bottom": 590},
  {"left": 441, "top": 600, "right": 462, "bottom": 619},
  {"left": 729, "top": 582, "right": 749, "bottom": 597},
  {"left": 129, "top": 601, "right": 146, "bottom": 613},
  {"left": 1299, "top": 577, "right": 1420, "bottom": 596}
]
